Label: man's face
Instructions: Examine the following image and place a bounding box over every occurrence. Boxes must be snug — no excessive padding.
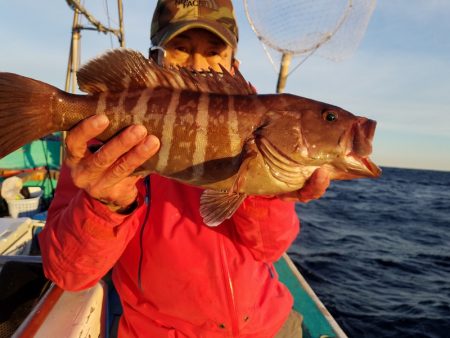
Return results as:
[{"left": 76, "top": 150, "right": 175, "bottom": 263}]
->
[{"left": 161, "top": 28, "right": 234, "bottom": 72}]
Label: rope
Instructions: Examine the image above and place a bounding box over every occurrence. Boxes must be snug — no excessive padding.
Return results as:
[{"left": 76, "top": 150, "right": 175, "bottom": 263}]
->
[
  {"left": 103, "top": 0, "right": 114, "bottom": 48},
  {"left": 65, "top": 0, "right": 121, "bottom": 37}
]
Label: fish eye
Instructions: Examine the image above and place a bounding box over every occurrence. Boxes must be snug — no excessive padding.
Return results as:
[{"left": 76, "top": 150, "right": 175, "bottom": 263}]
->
[{"left": 322, "top": 111, "right": 338, "bottom": 122}]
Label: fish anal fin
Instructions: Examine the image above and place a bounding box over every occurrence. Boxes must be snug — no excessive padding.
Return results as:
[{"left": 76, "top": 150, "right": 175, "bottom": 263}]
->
[{"left": 200, "top": 190, "right": 247, "bottom": 227}]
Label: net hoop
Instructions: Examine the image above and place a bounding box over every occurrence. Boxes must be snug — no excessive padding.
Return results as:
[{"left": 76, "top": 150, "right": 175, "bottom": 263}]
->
[{"left": 244, "top": 0, "right": 354, "bottom": 56}]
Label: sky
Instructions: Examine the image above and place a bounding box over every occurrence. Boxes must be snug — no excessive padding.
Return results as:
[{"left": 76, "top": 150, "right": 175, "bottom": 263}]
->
[{"left": 1, "top": 1, "right": 449, "bottom": 172}]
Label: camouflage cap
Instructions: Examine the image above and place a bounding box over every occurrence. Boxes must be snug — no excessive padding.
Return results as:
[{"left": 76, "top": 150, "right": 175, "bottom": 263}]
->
[{"left": 151, "top": 0, "right": 238, "bottom": 49}]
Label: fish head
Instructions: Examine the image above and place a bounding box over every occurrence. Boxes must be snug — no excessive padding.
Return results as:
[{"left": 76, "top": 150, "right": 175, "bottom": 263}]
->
[
  {"left": 301, "top": 104, "right": 381, "bottom": 180},
  {"left": 256, "top": 95, "right": 381, "bottom": 182}
]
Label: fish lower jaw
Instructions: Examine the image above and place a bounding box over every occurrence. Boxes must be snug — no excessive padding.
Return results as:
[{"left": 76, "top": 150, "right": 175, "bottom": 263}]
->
[
  {"left": 341, "top": 153, "right": 381, "bottom": 179},
  {"left": 361, "top": 157, "right": 382, "bottom": 177}
]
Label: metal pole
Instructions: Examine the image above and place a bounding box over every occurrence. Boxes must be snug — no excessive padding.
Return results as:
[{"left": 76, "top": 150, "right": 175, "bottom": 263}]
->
[
  {"left": 71, "top": 28, "right": 81, "bottom": 93},
  {"left": 118, "top": 0, "right": 125, "bottom": 47},
  {"left": 61, "top": 1, "right": 125, "bottom": 163},
  {"left": 62, "top": 8, "right": 81, "bottom": 162},
  {"left": 64, "top": 9, "right": 79, "bottom": 92},
  {"left": 276, "top": 52, "right": 292, "bottom": 94}
]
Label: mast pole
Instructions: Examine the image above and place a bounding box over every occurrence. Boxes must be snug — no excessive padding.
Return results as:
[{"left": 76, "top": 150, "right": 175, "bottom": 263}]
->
[
  {"left": 62, "top": 7, "right": 81, "bottom": 161},
  {"left": 118, "top": 0, "right": 125, "bottom": 47},
  {"left": 65, "top": 8, "right": 80, "bottom": 93},
  {"left": 62, "top": 0, "right": 126, "bottom": 161}
]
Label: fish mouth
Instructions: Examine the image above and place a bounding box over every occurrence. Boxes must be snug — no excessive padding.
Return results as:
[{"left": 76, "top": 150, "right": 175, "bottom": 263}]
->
[
  {"left": 361, "top": 156, "right": 382, "bottom": 177},
  {"left": 340, "top": 117, "right": 381, "bottom": 179},
  {"left": 341, "top": 153, "right": 382, "bottom": 179}
]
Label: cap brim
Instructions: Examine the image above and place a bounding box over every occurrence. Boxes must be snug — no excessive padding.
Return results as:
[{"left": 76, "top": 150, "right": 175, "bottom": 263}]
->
[{"left": 153, "top": 20, "right": 237, "bottom": 49}]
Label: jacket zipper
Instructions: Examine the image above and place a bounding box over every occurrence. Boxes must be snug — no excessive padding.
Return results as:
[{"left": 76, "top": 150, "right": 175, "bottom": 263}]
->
[
  {"left": 138, "top": 175, "right": 151, "bottom": 290},
  {"left": 219, "top": 235, "right": 239, "bottom": 336}
]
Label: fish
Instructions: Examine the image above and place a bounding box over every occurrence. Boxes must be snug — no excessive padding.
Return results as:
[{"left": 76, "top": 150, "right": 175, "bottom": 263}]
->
[{"left": 0, "top": 48, "right": 381, "bottom": 226}]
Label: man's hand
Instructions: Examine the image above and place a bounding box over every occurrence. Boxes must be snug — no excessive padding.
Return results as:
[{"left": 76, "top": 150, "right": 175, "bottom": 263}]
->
[
  {"left": 65, "top": 115, "right": 160, "bottom": 211},
  {"left": 278, "top": 168, "right": 330, "bottom": 203}
]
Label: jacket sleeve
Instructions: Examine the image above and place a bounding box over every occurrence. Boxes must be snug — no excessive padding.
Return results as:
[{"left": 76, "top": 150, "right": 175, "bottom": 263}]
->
[
  {"left": 232, "top": 196, "right": 300, "bottom": 263},
  {"left": 38, "top": 164, "right": 146, "bottom": 291}
]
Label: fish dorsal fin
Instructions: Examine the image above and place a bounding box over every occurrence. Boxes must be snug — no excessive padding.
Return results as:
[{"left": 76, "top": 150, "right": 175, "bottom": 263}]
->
[
  {"left": 200, "top": 190, "right": 247, "bottom": 227},
  {"left": 77, "top": 48, "right": 256, "bottom": 95}
]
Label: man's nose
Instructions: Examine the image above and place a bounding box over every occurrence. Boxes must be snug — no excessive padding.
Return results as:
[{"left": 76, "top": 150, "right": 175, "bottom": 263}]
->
[{"left": 190, "top": 53, "right": 209, "bottom": 71}]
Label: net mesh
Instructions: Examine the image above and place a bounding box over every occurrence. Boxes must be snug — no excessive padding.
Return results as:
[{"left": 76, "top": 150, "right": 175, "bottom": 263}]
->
[{"left": 244, "top": 0, "right": 376, "bottom": 61}]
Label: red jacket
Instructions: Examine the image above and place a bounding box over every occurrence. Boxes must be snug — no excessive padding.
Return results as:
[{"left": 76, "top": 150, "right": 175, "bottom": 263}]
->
[{"left": 39, "top": 165, "right": 300, "bottom": 337}]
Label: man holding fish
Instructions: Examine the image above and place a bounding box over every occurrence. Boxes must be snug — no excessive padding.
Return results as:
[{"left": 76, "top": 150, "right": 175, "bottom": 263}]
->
[
  {"left": 35, "top": 0, "right": 339, "bottom": 337},
  {"left": 0, "top": 0, "right": 380, "bottom": 334}
]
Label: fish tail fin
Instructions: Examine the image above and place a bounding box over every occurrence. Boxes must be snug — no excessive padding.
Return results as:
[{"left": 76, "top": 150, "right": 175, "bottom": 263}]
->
[{"left": 0, "top": 72, "right": 60, "bottom": 158}]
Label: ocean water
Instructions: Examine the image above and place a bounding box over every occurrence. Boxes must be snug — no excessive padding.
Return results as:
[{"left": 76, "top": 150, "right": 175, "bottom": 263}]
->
[{"left": 289, "top": 167, "right": 450, "bottom": 338}]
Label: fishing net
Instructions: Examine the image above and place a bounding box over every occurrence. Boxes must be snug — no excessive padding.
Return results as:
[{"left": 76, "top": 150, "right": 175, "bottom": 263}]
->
[{"left": 243, "top": 0, "right": 377, "bottom": 91}]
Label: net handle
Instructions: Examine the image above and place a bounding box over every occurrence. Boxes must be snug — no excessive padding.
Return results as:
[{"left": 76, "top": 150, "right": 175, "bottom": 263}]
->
[{"left": 276, "top": 53, "right": 292, "bottom": 93}]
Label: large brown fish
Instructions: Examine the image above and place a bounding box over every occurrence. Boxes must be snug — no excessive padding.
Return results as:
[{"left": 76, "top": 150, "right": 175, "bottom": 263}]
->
[{"left": 0, "top": 49, "right": 381, "bottom": 226}]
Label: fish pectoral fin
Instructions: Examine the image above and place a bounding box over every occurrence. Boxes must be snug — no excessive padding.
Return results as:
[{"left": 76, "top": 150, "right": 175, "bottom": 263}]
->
[
  {"left": 230, "top": 139, "right": 259, "bottom": 194},
  {"left": 200, "top": 190, "right": 247, "bottom": 227}
]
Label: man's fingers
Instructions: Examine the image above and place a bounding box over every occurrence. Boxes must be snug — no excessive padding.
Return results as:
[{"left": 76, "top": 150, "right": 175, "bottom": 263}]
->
[
  {"left": 89, "top": 125, "right": 148, "bottom": 171},
  {"left": 65, "top": 115, "right": 109, "bottom": 164},
  {"left": 278, "top": 168, "right": 330, "bottom": 203},
  {"left": 98, "top": 135, "right": 160, "bottom": 187},
  {"left": 297, "top": 168, "right": 330, "bottom": 202}
]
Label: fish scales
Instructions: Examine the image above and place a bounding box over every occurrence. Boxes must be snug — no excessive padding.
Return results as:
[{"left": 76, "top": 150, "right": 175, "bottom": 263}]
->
[
  {"left": 191, "top": 93, "right": 209, "bottom": 180},
  {"left": 110, "top": 91, "right": 132, "bottom": 130},
  {"left": 144, "top": 91, "right": 262, "bottom": 185},
  {"left": 156, "top": 90, "right": 181, "bottom": 173},
  {"left": 0, "top": 48, "right": 381, "bottom": 226},
  {"left": 130, "top": 88, "right": 153, "bottom": 124},
  {"left": 206, "top": 94, "right": 232, "bottom": 160},
  {"left": 123, "top": 89, "right": 141, "bottom": 115},
  {"left": 140, "top": 88, "right": 172, "bottom": 169},
  {"left": 95, "top": 92, "right": 108, "bottom": 116},
  {"left": 203, "top": 94, "right": 241, "bottom": 184},
  {"left": 166, "top": 90, "right": 201, "bottom": 178},
  {"left": 227, "top": 95, "right": 242, "bottom": 156}
]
